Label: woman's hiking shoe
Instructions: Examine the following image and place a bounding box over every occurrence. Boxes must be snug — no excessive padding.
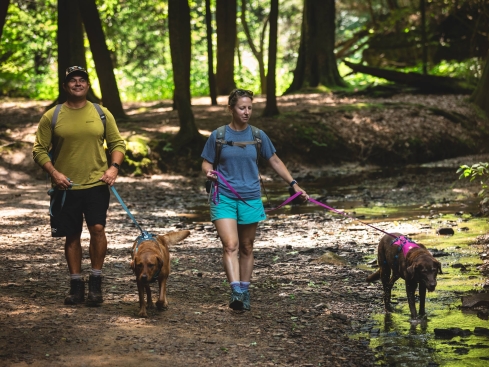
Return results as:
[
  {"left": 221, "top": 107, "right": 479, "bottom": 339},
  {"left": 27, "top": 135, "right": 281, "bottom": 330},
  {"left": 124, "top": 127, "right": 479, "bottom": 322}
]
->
[
  {"left": 87, "top": 275, "right": 103, "bottom": 306},
  {"left": 242, "top": 290, "right": 251, "bottom": 311},
  {"left": 229, "top": 290, "right": 244, "bottom": 310},
  {"left": 64, "top": 279, "right": 85, "bottom": 305}
]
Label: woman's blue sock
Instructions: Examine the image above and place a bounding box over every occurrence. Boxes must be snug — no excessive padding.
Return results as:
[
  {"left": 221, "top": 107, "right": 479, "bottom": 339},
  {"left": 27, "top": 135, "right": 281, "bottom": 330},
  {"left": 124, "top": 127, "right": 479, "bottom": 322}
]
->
[
  {"left": 230, "top": 281, "right": 242, "bottom": 293},
  {"left": 240, "top": 281, "right": 250, "bottom": 292}
]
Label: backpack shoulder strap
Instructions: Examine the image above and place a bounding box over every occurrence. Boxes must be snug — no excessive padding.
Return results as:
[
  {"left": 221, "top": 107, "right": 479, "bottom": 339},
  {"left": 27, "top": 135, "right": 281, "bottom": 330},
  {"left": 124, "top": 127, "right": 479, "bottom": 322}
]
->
[
  {"left": 51, "top": 103, "right": 106, "bottom": 136},
  {"left": 92, "top": 103, "right": 107, "bottom": 139},
  {"left": 214, "top": 125, "right": 226, "bottom": 170},
  {"left": 250, "top": 125, "right": 262, "bottom": 166},
  {"left": 51, "top": 104, "right": 63, "bottom": 131}
]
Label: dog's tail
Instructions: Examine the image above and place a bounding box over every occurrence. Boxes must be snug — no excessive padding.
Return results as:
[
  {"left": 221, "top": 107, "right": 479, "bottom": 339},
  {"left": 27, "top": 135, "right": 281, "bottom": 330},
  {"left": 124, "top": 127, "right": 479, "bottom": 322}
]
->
[
  {"left": 160, "top": 230, "right": 191, "bottom": 246},
  {"left": 366, "top": 269, "right": 380, "bottom": 282}
]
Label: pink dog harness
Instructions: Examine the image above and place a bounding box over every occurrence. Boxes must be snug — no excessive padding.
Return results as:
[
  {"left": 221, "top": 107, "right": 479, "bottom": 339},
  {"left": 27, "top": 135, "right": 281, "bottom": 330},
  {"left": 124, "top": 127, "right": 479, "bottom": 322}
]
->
[{"left": 392, "top": 236, "right": 420, "bottom": 257}]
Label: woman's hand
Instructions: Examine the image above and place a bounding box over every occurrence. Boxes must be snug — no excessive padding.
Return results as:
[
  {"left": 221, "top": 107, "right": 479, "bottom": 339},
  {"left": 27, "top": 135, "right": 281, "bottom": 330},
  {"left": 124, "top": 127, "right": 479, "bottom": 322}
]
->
[
  {"left": 292, "top": 184, "right": 309, "bottom": 202},
  {"left": 206, "top": 170, "right": 217, "bottom": 181},
  {"left": 202, "top": 159, "right": 217, "bottom": 181}
]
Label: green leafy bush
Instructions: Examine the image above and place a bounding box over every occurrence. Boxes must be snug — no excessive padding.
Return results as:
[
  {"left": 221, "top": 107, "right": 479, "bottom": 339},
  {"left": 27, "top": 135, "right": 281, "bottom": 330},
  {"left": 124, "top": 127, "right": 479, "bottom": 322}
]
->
[{"left": 457, "top": 162, "right": 489, "bottom": 197}]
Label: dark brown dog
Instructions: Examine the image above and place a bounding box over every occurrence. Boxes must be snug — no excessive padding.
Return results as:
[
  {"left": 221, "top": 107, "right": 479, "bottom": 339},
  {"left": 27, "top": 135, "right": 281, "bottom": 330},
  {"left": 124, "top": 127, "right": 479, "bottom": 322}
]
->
[
  {"left": 366, "top": 233, "right": 442, "bottom": 319},
  {"left": 130, "top": 230, "right": 190, "bottom": 318}
]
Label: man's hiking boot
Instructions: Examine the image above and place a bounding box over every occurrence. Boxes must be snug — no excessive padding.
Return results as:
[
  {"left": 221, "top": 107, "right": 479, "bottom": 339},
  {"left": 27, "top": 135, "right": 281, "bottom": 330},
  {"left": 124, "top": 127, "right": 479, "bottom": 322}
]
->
[
  {"left": 64, "top": 278, "right": 85, "bottom": 305},
  {"left": 87, "top": 275, "right": 103, "bottom": 306},
  {"left": 229, "top": 290, "right": 244, "bottom": 310}
]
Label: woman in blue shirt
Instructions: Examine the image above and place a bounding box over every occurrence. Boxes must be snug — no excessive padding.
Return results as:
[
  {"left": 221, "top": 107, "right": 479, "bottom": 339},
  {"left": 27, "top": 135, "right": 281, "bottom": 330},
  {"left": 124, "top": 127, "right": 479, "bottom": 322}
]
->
[{"left": 201, "top": 89, "right": 308, "bottom": 311}]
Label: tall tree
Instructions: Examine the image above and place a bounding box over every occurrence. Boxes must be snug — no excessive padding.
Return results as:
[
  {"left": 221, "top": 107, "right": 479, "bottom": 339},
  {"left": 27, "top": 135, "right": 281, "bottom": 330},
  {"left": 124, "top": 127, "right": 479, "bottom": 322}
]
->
[
  {"left": 168, "top": 0, "right": 202, "bottom": 148},
  {"left": 0, "top": 0, "right": 9, "bottom": 41},
  {"left": 420, "top": 0, "right": 427, "bottom": 74},
  {"left": 262, "top": 0, "right": 279, "bottom": 117},
  {"left": 78, "top": 0, "right": 126, "bottom": 118},
  {"left": 57, "top": 0, "right": 99, "bottom": 105},
  {"left": 205, "top": 0, "right": 217, "bottom": 105},
  {"left": 241, "top": 0, "right": 268, "bottom": 94},
  {"left": 471, "top": 51, "right": 489, "bottom": 117},
  {"left": 216, "top": 0, "right": 236, "bottom": 95},
  {"left": 285, "top": 0, "right": 346, "bottom": 94}
]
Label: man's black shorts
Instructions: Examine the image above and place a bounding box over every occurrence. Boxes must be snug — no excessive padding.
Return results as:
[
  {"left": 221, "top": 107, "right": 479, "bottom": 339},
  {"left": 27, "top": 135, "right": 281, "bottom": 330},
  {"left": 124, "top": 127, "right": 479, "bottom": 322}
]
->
[{"left": 50, "top": 185, "right": 110, "bottom": 237}]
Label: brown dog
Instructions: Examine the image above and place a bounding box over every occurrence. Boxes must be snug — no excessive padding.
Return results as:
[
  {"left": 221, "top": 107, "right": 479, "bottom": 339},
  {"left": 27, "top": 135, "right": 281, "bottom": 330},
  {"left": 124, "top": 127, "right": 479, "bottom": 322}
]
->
[
  {"left": 130, "top": 230, "right": 190, "bottom": 318},
  {"left": 366, "top": 233, "right": 442, "bottom": 319}
]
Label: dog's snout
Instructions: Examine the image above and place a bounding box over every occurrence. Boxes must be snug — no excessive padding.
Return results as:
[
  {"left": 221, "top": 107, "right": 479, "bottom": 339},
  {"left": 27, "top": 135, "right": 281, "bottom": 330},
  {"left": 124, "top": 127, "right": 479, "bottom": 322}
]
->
[{"left": 426, "top": 280, "right": 437, "bottom": 291}]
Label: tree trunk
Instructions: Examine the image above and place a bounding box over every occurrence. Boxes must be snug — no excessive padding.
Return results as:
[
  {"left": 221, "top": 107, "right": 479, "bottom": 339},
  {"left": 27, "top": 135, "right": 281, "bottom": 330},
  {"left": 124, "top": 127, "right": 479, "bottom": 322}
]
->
[
  {"left": 284, "top": 4, "right": 306, "bottom": 94},
  {"left": 205, "top": 0, "right": 217, "bottom": 105},
  {"left": 344, "top": 60, "right": 475, "bottom": 94},
  {"left": 168, "top": 0, "right": 202, "bottom": 149},
  {"left": 78, "top": 0, "right": 126, "bottom": 118},
  {"left": 420, "top": 0, "right": 427, "bottom": 74},
  {"left": 216, "top": 0, "right": 236, "bottom": 95},
  {"left": 241, "top": 0, "right": 268, "bottom": 94},
  {"left": 0, "top": 0, "right": 10, "bottom": 41},
  {"left": 262, "top": 0, "right": 279, "bottom": 117},
  {"left": 56, "top": 0, "right": 99, "bottom": 106},
  {"left": 470, "top": 51, "right": 489, "bottom": 116},
  {"left": 285, "top": 0, "right": 346, "bottom": 94}
]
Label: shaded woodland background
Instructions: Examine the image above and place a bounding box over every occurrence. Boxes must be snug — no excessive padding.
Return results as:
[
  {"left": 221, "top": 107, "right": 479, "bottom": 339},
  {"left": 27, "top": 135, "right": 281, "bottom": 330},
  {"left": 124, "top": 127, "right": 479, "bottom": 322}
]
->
[{"left": 1, "top": 0, "right": 489, "bottom": 159}]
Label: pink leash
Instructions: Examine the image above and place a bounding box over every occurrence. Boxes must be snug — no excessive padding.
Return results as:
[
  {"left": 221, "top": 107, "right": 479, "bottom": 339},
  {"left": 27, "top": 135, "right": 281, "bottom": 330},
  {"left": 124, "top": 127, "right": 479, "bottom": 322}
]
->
[{"left": 210, "top": 170, "right": 396, "bottom": 238}]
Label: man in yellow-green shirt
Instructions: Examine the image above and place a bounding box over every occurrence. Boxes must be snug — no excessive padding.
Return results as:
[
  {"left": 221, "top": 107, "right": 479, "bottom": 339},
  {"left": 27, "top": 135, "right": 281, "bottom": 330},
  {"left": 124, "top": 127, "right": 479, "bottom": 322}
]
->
[{"left": 33, "top": 66, "right": 126, "bottom": 306}]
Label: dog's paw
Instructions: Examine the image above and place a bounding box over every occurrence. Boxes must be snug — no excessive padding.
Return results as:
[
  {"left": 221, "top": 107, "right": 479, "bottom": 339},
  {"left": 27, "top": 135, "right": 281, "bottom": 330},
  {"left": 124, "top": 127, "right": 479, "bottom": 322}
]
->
[
  {"left": 156, "top": 300, "right": 168, "bottom": 311},
  {"left": 138, "top": 309, "right": 148, "bottom": 318}
]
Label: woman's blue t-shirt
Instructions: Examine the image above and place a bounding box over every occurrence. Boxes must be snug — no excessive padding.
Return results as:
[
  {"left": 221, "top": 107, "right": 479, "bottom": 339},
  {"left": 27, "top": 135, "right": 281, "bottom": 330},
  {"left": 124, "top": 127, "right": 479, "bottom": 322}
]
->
[{"left": 201, "top": 125, "right": 276, "bottom": 200}]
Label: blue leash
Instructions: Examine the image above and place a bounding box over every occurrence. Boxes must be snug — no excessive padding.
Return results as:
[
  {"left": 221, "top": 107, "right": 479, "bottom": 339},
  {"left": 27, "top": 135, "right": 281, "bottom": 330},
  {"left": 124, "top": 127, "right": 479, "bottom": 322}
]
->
[
  {"left": 109, "top": 185, "right": 147, "bottom": 236},
  {"left": 109, "top": 185, "right": 157, "bottom": 251}
]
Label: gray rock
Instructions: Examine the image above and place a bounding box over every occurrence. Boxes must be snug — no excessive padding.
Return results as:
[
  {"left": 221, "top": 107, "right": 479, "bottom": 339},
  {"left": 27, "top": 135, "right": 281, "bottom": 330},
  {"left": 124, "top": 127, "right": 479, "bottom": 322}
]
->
[{"left": 461, "top": 293, "right": 489, "bottom": 308}]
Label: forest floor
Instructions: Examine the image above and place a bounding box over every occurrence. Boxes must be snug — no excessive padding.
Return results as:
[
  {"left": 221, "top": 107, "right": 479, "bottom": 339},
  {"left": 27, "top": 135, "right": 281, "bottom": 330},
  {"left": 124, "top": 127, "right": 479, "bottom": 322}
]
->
[{"left": 1, "top": 92, "right": 489, "bottom": 366}]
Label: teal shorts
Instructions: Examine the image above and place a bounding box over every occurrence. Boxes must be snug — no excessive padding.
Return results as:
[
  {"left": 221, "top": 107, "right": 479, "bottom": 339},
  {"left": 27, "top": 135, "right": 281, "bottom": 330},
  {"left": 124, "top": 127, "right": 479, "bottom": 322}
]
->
[{"left": 210, "top": 194, "right": 266, "bottom": 224}]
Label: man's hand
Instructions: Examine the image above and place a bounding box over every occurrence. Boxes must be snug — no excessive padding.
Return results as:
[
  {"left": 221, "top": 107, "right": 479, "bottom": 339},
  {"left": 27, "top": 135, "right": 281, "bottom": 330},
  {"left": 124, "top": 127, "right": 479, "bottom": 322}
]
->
[
  {"left": 52, "top": 170, "right": 72, "bottom": 190},
  {"left": 100, "top": 166, "right": 119, "bottom": 186}
]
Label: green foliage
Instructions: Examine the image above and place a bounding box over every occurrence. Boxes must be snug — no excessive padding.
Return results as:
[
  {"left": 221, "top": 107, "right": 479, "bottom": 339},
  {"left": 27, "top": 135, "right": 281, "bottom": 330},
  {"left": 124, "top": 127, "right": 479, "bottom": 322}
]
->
[
  {"left": 0, "top": 0, "right": 484, "bottom": 101},
  {"left": 457, "top": 162, "right": 489, "bottom": 197},
  {"left": 0, "top": 0, "right": 57, "bottom": 99}
]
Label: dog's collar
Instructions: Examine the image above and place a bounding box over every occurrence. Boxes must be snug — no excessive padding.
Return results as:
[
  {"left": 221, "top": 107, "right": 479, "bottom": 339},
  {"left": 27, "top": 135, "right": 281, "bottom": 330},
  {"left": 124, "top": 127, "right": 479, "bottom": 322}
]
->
[
  {"left": 134, "top": 231, "right": 158, "bottom": 254},
  {"left": 391, "top": 236, "right": 420, "bottom": 257}
]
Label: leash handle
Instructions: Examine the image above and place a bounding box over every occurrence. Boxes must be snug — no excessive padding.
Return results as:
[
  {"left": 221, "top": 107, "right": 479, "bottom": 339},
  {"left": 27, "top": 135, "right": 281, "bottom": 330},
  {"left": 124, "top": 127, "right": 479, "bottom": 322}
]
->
[{"left": 210, "top": 170, "right": 256, "bottom": 208}]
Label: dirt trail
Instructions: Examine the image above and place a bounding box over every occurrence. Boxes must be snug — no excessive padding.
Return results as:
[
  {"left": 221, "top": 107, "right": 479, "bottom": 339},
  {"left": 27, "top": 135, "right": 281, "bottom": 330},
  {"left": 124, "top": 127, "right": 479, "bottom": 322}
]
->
[{"left": 1, "top": 95, "right": 488, "bottom": 366}]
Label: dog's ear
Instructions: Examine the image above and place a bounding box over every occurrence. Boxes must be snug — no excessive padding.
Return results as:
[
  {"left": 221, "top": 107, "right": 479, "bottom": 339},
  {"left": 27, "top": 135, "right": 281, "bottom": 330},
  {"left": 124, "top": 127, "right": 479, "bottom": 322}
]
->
[
  {"left": 157, "top": 256, "right": 164, "bottom": 270},
  {"left": 406, "top": 264, "right": 416, "bottom": 279},
  {"left": 435, "top": 260, "right": 443, "bottom": 274}
]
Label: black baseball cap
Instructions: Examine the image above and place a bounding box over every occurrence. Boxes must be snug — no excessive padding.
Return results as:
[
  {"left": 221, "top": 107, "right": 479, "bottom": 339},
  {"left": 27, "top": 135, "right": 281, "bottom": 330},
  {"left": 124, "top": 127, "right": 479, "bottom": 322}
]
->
[{"left": 65, "top": 66, "right": 89, "bottom": 82}]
